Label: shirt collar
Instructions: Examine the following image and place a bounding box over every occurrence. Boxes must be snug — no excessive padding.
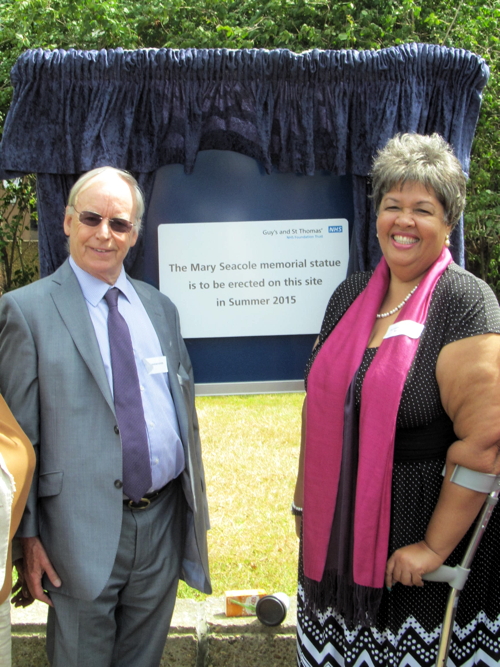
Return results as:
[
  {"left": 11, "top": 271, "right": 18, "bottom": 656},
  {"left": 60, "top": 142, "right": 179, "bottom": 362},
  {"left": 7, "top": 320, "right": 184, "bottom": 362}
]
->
[{"left": 69, "top": 256, "right": 134, "bottom": 306}]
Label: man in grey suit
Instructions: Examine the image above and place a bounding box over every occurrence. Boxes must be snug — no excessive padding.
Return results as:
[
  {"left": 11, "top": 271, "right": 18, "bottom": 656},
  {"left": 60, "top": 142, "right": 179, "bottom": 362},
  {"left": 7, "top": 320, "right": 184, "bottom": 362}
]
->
[{"left": 0, "top": 167, "right": 211, "bottom": 666}]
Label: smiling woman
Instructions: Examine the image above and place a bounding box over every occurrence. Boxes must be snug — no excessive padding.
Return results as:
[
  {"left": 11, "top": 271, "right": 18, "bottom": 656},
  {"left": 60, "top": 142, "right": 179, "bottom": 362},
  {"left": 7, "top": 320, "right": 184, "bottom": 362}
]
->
[
  {"left": 294, "top": 133, "right": 500, "bottom": 667},
  {"left": 376, "top": 182, "right": 450, "bottom": 287}
]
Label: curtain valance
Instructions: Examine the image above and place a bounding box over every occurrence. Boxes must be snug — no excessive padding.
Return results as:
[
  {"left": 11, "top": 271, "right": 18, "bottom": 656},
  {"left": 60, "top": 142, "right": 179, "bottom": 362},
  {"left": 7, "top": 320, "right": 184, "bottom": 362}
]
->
[{"left": 0, "top": 44, "right": 489, "bottom": 277}]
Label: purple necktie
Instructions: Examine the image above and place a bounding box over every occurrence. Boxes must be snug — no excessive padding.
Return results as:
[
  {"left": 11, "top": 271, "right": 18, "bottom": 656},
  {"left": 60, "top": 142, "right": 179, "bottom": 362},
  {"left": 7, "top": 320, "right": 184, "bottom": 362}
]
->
[{"left": 104, "top": 287, "right": 152, "bottom": 503}]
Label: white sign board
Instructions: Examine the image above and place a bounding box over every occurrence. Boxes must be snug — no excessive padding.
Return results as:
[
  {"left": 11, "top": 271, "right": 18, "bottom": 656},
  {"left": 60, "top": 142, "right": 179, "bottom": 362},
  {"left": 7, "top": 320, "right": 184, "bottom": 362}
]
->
[{"left": 158, "top": 219, "right": 348, "bottom": 338}]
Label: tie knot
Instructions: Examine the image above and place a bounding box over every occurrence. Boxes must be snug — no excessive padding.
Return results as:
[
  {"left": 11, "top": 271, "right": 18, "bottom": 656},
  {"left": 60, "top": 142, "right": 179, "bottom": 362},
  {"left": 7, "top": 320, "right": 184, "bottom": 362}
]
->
[{"left": 104, "top": 287, "right": 120, "bottom": 308}]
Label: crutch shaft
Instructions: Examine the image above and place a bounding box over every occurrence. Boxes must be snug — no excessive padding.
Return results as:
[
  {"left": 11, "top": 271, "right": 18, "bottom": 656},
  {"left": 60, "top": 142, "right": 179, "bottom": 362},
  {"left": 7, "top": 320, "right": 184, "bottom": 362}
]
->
[{"left": 435, "top": 590, "right": 459, "bottom": 667}]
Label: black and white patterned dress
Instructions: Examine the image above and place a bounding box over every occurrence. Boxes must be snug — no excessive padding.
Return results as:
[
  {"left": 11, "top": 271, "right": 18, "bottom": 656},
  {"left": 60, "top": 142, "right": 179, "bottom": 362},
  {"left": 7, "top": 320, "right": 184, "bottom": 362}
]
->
[{"left": 298, "top": 263, "right": 500, "bottom": 667}]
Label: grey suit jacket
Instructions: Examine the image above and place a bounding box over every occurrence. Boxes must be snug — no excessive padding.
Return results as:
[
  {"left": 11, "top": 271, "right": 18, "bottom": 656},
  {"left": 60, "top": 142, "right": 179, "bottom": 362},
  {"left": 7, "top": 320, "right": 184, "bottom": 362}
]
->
[{"left": 0, "top": 260, "right": 211, "bottom": 600}]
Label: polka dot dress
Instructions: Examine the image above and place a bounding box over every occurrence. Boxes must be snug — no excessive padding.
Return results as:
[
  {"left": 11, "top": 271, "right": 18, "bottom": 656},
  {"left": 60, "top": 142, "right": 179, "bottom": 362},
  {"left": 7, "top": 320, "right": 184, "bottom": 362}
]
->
[{"left": 298, "top": 263, "right": 500, "bottom": 667}]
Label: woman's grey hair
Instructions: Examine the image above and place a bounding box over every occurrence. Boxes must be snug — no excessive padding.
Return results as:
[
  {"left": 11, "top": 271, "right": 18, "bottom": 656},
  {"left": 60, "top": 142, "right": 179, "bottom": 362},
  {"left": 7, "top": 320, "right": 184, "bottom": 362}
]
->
[
  {"left": 67, "top": 167, "right": 145, "bottom": 231},
  {"left": 370, "top": 133, "right": 467, "bottom": 228}
]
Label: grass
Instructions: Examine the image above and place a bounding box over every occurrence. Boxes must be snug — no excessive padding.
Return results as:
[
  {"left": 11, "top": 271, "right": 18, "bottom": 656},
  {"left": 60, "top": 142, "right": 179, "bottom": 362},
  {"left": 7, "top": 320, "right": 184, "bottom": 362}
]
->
[{"left": 177, "top": 393, "right": 304, "bottom": 600}]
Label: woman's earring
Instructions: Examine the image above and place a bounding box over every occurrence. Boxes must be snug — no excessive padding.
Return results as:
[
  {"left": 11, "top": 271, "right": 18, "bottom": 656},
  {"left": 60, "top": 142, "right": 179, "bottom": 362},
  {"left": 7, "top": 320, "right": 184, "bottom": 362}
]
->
[{"left": 445, "top": 234, "right": 450, "bottom": 247}]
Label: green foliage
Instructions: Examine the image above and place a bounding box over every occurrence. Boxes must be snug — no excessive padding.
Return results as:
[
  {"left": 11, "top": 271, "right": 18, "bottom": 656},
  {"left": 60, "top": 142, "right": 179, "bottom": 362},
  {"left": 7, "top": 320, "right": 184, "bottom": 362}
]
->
[
  {"left": 0, "top": 176, "right": 38, "bottom": 292},
  {"left": 0, "top": 0, "right": 142, "bottom": 131},
  {"left": 0, "top": 0, "right": 499, "bottom": 292}
]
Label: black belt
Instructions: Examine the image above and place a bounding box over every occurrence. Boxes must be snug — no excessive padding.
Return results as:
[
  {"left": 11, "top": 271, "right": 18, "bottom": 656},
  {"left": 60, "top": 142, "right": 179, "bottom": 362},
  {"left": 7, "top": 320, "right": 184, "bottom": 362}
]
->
[{"left": 123, "top": 478, "right": 175, "bottom": 510}]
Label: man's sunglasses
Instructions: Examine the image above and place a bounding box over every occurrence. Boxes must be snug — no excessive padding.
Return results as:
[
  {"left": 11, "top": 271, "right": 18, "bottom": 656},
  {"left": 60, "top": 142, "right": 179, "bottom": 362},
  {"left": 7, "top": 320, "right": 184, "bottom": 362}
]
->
[{"left": 72, "top": 206, "right": 134, "bottom": 234}]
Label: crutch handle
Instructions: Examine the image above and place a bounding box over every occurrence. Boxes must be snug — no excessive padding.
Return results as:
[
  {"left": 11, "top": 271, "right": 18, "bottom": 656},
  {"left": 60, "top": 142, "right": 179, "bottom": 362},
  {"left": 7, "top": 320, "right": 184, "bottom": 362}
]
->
[{"left": 422, "top": 564, "right": 470, "bottom": 590}]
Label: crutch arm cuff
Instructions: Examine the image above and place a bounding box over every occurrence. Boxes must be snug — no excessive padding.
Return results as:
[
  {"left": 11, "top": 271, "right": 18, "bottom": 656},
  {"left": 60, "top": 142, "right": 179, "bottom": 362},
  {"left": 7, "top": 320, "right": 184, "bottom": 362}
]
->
[{"left": 450, "top": 465, "right": 500, "bottom": 494}]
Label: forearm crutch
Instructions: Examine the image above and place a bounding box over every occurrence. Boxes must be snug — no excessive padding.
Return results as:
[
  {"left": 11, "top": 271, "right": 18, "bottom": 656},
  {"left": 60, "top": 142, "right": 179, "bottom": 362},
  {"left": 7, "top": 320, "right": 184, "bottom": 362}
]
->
[{"left": 422, "top": 465, "right": 500, "bottom": 667}]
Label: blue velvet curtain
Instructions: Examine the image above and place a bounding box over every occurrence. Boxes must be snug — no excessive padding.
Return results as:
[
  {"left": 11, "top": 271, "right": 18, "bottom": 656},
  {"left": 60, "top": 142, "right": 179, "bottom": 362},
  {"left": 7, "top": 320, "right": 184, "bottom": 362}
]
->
[{"left": 0, "top": 44, "right": 489, "bottom": 280}]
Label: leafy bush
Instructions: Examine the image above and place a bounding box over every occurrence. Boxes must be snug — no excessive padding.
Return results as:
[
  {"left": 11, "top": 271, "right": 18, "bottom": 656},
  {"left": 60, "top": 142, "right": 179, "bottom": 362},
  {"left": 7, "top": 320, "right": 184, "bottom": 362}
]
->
[{"left": 0, "top": 176, "right": 38, "bottom": 292}]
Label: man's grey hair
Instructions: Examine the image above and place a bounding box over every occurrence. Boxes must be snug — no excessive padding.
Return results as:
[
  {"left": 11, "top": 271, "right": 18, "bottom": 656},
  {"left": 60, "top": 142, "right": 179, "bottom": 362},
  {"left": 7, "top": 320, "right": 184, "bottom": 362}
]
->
[
  {"left": 370, "top": 133, "right": 467, "bottom": 228},
  {"left": 67, "top": 167, "right": 145, "bottom": 231}
]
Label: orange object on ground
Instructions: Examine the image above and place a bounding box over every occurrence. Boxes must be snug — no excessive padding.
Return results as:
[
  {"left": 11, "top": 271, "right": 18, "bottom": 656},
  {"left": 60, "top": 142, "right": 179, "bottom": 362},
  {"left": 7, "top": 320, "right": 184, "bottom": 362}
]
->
[{"left": 225, "top": 589, "right": 266, "bottom": 616}]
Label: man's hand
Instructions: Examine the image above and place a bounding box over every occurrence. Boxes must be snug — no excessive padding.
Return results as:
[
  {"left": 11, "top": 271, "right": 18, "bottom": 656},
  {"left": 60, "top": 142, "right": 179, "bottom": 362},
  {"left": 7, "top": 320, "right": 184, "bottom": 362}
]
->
[
  {"left": 11, "top": 559, "right": 34, "bottom": 608},
  {"left": 20, "top": 536, "right": 62, "bottom": 606},
  {"left": 385, "top": 541, "right": 443, "bottom": 589}
]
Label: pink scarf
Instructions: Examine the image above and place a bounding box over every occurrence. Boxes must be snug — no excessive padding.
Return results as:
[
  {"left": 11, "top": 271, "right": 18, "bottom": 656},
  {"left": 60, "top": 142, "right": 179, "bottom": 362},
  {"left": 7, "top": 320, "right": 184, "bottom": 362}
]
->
[{"left": 304, "top": 248, "right": 452, "bottom": 589}]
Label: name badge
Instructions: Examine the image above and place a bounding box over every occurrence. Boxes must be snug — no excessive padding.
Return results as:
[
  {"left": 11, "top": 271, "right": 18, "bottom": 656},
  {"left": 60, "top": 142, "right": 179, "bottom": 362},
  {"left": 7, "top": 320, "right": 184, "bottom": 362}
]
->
[
  {"left": 383, "top": 320, "right": 424, "bottom": 340},
  {"left": 143, "top": 356, "right": 168, "bottom": 374}
]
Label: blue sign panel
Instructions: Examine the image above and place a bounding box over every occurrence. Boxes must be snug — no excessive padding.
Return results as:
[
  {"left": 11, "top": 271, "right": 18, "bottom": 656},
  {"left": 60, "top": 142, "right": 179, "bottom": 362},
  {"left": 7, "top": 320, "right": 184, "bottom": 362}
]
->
[{"left": 147, "top": 150, "right": 353, "bottom": 389}]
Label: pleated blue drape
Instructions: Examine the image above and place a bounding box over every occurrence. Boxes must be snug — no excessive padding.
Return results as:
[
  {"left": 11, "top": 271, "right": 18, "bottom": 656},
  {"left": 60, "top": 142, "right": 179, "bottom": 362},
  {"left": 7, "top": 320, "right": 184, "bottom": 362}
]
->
[{"left": 0, "top": 45, "right": 489, "bottom": 279}]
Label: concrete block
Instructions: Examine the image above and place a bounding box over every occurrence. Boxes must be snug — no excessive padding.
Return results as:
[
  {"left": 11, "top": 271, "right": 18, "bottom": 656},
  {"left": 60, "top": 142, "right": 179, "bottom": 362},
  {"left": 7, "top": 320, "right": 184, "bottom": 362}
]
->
[
  {"left": 160, "top": 599, "right": 200, "bottom": 666},
  {"left": 11, "top": 599, "right": 47, "bottom": 632},
  {"left": 206, "top": 633, "right": 297, "bottom": 667},
  {"left": 161, "top": 631, "right": 198, "bottom": 666},
  {"left": 9, "top": 596, "right": 298, "bottom": 666},
  {"left": 205, "top": 596, "right": 297, "bottom": 667},
  {"left": 205, "top": 596, "right": 297, "bottom": 632},
  {"left": 11, "top": 600, "right": 48, "bottom": 667},
  {"left": 12, "top": 635, "right": 49, "bottom": 667}
]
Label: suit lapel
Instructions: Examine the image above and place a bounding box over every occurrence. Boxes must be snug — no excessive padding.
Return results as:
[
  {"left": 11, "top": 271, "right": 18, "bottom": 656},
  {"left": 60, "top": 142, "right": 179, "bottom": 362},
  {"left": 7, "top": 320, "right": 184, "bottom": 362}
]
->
[{"left": 50, "top": 260, "right": 115, "bottom": 414}]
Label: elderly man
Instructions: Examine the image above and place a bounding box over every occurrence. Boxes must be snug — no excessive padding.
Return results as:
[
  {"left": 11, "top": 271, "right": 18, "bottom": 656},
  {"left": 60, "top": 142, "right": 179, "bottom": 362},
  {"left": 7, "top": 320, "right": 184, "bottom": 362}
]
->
[{"left": 0, "top": 167, "right": 211, "bottom": 667}]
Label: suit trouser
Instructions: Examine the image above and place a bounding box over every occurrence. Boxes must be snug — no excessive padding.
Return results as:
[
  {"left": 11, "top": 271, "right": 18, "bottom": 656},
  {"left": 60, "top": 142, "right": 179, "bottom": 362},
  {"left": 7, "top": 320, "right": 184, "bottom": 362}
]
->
[{"left": 46, "top": 477, "right": 186, "bottom": 667}]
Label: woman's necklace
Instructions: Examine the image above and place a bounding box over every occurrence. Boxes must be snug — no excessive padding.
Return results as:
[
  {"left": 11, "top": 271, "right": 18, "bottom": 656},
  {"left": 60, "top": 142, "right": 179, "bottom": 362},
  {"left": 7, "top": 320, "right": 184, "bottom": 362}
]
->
[{"left": 376, "top": 285, "right": 418, "bottom": 319}]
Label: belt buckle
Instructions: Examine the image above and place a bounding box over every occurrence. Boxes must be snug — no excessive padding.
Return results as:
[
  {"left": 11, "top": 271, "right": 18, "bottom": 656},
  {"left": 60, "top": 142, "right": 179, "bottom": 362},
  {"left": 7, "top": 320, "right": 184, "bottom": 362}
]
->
[{"left": 127, "top": 497, "right": 151, "bottom": 510}]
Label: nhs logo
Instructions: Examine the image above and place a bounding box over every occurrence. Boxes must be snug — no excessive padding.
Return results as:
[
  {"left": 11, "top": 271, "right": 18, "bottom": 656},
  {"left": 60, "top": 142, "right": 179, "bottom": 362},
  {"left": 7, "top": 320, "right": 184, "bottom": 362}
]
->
[{"left": 328, "top": 225, "right": 343, "bottom": 233}]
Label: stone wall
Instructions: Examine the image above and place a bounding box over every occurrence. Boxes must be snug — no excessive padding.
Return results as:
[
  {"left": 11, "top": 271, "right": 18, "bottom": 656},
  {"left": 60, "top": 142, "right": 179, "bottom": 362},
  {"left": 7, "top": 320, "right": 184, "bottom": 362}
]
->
[{"left": 11, "top": 596, "right": 298, "bottom": 666}]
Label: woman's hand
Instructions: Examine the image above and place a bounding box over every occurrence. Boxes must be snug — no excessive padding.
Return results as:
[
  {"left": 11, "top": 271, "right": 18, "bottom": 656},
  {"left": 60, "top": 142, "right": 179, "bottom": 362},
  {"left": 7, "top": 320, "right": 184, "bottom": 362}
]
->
[
  {"left": 293, "top": 397, "right": 307, "bottom": 540},
  {"left": 385, "top": 541, "right": 444, "bottom": 588},
  {"left": 295, "top": 515, "right": 302, "bottom": 538}
]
